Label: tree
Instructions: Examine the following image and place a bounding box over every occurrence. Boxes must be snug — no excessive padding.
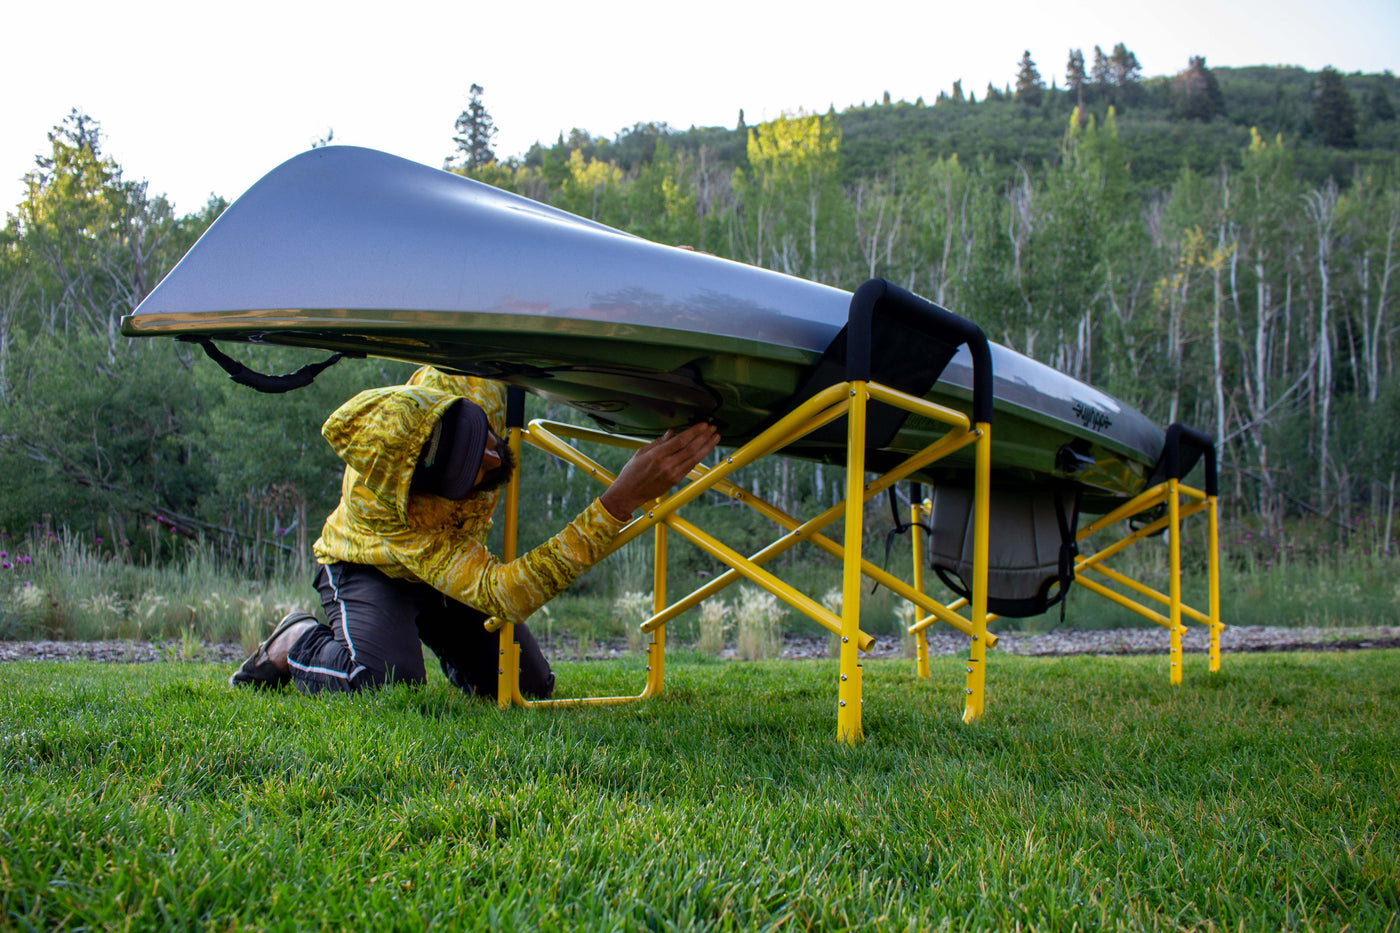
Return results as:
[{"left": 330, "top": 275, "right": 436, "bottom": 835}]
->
[
  {"left": 1109, "top": 43, "right": 1143, "bottom": 88},
  {"left": 451, "top": 84, "right": 497, "bottom": 170},
  {"left": 1090, "top": 46, "right": 1113, "bottom": 94},
  {"left": 1313, "top": 67, "right": 1359, "bottom": 148},
  {"left": 733, "top": 112, "right": 846, "bottom": 280},
  {"left": 1173, "top": 56, "right": 1226, "bottom": 121},
  {"left": 1066, "top": 49, "right": 1087, "bottom": 108},
  {"left": 16, "top": 110, "right": 186, "bottom": 354},
  {"left": 1015, "top": 51, "right": 1044, "bottom": 107},
  {"left": 1366, "top": 82, "right": 1396, "bottom": 123}
]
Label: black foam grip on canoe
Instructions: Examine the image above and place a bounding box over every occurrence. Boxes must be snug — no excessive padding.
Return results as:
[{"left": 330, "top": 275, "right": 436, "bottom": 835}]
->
[
  {"left": 506, "top": 386, "right": 527, "bottom": 429},
  {"left": 1162, "top": 423, "right": 1218, "bottom": 497},
  {"left": 190, "top": 338, "right": 359, "bottom": 393},
  {"left": 847, "top": 279, "right": 994, "bottom": 425}
]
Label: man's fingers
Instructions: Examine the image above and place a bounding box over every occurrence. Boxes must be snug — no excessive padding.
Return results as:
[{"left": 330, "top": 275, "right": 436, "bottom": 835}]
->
[{"left": 662, "top": 424, "right": 720, "bottom": 470}]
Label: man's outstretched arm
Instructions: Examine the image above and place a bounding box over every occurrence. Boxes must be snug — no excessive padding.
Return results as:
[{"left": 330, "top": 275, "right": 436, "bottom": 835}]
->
[{"left": 391, "top": 421, "right": 721, "bottom": 624}]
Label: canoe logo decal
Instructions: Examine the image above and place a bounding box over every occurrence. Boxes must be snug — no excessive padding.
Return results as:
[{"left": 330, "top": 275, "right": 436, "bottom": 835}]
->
[{"left": 1073, "top": 401, "right": 1113, "bottom": 432}]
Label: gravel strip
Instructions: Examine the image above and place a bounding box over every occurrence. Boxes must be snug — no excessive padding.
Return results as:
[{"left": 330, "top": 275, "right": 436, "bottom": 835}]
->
[{"left": 3, "top": 625, "right": 1394, "bottom": 665}]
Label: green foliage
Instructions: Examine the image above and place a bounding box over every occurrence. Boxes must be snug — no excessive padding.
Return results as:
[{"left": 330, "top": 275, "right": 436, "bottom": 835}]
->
[
  {"left": 0, "top": 331, "right": 213, "bottom": 545},
  {"left": 1366, "top": 81, "right": 1397, "bottom": 124},
  {"left": 2, "top": 651, "right": 1397, "bottom": 929},
  {"left": 732, "top": 112, "right": 848, "bottom": 281},
  {"left": 1314, "top": 67, "right": 1360, "bottom": 148},
  {"left": 0, "top": 528, "right": 314, "bottom": 642},
  {"left": 4, "top": 61, "right": 1400, "bottom": 589}
]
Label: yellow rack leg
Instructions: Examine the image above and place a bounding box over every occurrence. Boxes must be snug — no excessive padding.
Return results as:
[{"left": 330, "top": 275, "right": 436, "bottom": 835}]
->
[
  {"left": 963, "top": 422, "right": 992, "bottom": 723},
  {"left": 910, "top": 499, "right": 931, "bottom": 680},
  {"left": 646, "top": 523, "right": 667, "bottom": 697},
  {"left": 496, "top": 422, "right": 526, "bottom": 709},
  {"left": 838, "top": 383, "right": 867, "bottom": 744},
  {"left": 1168, "top": 478, "right": 1184, "bottom": 686},
  {"left": 1207, "top": 494, "right": 1222, "bottom": 673}
]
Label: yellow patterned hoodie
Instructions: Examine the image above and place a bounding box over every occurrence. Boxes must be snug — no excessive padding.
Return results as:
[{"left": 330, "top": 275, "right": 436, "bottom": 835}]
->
[{"left": 313, "top": 367, "right": 626, "bottom": 624}]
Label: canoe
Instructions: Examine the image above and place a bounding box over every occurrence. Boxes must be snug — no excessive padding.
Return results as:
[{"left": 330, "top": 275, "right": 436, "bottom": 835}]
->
[{"left": 122, "top": 146, "right": 1165, "bottom": 506}]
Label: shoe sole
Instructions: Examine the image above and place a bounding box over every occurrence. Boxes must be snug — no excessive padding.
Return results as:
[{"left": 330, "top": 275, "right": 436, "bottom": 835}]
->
[{"left": 230, "top": 611, "right": 320, "bottom": 688}]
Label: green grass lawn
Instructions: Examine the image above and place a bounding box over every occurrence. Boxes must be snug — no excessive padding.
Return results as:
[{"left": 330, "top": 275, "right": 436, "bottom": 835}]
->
[{"left": 2, "top": 651, "right": 1397, "bottom": 931}]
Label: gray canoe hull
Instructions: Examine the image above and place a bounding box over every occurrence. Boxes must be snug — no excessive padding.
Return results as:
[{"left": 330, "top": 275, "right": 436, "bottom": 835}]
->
[{"left": 122, "top": 146, "right": 1165, "bottom": 502}]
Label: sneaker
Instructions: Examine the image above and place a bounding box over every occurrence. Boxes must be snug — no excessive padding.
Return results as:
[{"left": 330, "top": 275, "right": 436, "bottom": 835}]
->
[{"left": 229, "top": 612, "right": 319, "bottom": 689}]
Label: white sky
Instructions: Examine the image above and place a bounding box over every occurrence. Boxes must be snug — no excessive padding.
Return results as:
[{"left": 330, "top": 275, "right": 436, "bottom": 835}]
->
[{"left": 4, "top": 0, "right": 1398, "bottom": 216}]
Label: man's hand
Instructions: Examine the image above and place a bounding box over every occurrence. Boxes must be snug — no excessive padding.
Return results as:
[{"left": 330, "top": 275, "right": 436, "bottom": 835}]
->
[{"left": 599, "top": 422, "right": 722, "bottom": 521}]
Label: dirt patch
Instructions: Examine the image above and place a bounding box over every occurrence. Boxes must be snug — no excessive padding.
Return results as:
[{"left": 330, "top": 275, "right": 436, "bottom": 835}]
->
[{"left": 10, "top": 625, "right": 1390, "bottom": 665}]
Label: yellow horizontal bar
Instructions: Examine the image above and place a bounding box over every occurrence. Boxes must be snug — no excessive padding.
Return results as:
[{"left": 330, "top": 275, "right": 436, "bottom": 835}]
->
[
  {"left": 522, "top": 693, "right": 650, "bottom": 708},
  {"left": 866, "top": 382, "right": 972, "bottom": 431},
  {"left": 1176, "top": 498, "right": 1211, "bottom": 521},
  {"left": 527, "top": 420, "right": 647, "bottom": 450}
]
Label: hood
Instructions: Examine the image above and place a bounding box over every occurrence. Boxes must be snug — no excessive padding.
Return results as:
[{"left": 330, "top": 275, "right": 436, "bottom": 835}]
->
[{"left": 322, "top": 384, "right": 458, "bottom": 520}]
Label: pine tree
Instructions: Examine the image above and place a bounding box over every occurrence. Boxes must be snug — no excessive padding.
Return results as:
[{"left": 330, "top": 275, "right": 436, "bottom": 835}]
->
[
  {"left": 1066, "top": 49, "right": 1087, "bottom": 107},
  {"left": 451, "top": 84, "right": 497, "bottom": 170},
  {"left": 1365, "top": 82, "right": 1396, "bottom": 123},
  {"left": 1109, "top": 43, "right": 1142, "bottom": 87},
  {"left": 1016, "top": 51, "right": 1044, "bottom": 107},
  {"left": 1173, "top": 56, "right": 1225, "bottom": 121},
  {"left": 1313, "top": 67, "right": 1359, "bottom": 148},
  {"left": 1090, "top": 46, "right": 1112, "bottom": 93}
]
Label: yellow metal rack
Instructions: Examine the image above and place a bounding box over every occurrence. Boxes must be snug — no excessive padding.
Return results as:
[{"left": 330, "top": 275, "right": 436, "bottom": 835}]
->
[
  {"left": 488, "top": 281, "right": 995, "bottom": 742},
  {"left": 906, "top": 425, "right": 1223, "bottom": 686},
  {"left": 487, "top": 282, "right": 1222, "bottom": 741}
]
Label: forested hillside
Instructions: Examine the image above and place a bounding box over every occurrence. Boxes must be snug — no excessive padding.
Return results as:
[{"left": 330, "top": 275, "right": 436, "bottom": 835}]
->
[{"left": 1, "top": 57, "right": 1397, "bottom": 581}]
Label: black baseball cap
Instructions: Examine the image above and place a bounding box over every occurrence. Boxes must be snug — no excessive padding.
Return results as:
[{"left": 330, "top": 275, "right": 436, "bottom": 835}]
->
[{"left": 413, "top": 399, "right": 490, "bottom": 500}]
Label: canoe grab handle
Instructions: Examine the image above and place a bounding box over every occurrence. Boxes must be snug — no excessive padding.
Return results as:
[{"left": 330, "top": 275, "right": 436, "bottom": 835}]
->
[
  {"left": 846, "top": 279, "right": 994, "bottom": 425},
  {"left": 185, "top": 337, "right": 362, "bottom": 394},
  {"left": 1160, "top": 423, "right": 1218, "bottom": 497}
]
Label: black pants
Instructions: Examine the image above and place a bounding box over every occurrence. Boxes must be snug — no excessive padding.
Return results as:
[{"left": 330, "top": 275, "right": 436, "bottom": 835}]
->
[{"left": 286, "top": 563, "right": 554, "bottom": 699}]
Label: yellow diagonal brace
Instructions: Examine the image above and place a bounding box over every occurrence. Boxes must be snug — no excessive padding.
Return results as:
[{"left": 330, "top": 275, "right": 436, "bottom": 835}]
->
[
  {"left": 1073, "top": 574, "right": 1177, "bottom": 629},
  {"left": 657, "top": 510, "right": 870, "bottom": 651},
  {"left": 1079, "top": 484, "right": 1170, "bottom": 537},
  {"left": 1080, "top": 561, "right": 1213, "bottom": 627},
  {"left": 636, "top": 427, "right": 992, "bottom": 645}
]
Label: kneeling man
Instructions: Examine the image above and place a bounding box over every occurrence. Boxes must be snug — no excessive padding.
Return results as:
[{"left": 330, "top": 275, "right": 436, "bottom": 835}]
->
[{"left": 232, "top": 366, "right": 719, "bottom": 698}]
